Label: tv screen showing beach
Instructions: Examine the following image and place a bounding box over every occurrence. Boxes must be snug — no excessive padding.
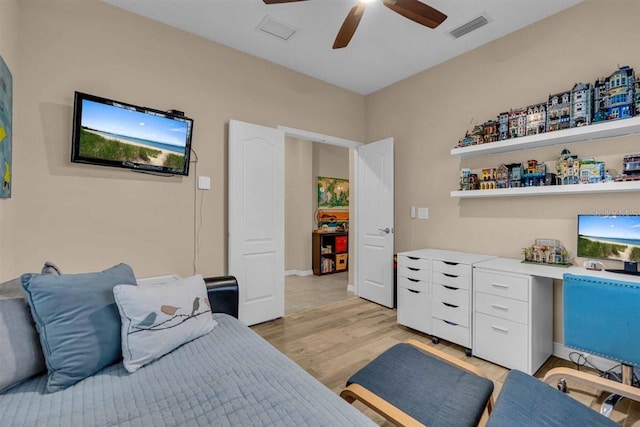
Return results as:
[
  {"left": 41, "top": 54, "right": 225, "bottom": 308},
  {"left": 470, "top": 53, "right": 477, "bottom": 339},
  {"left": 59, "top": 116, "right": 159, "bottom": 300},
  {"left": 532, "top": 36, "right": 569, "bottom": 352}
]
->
[
  {"left": 577, "top": 215, "right": 640, "bottom": 262},
  {"left": 72, "top": 94, "right": 193, "bottom": 175}
]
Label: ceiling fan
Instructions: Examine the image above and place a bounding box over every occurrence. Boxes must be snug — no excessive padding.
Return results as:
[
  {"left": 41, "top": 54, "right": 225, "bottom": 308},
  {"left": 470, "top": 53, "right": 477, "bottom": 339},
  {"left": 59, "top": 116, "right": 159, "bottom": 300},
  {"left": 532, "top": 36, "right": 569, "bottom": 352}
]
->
[{"left": 263, "top": 0, "right": 447, "bottom": 49}]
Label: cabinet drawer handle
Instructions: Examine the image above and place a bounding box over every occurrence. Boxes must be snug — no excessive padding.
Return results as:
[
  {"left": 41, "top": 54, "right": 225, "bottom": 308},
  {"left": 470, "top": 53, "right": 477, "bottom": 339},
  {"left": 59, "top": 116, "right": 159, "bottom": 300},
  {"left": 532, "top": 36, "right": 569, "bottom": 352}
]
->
[
  {"left": 442, "top": 302, "right": 459, "bottom": 308},
  {"left": 408, "top": 256, "right": 420, "bottom": 260},
  {"left": 443, "top": 285, "right": 459, "bottom": 291},
  {"left": 407, "top": 267, "right": 419, "bottom": 271},
  {"left": 491, "top": 325, "right": 509, "bottom": 334},
  {"left": 491, "top": 283, "right": 509, "bottom": 290},
  {"left": 408, "top": 278, "right": 420, "bottom": 282},
  {"left": 491, "top": 304, "right": 509, "bottom": 311},
  {"left": 443, "top": 273, "right": 459, "bottom": 278},
  {"left": 408, "top": 289, "right": 420, "bottom": 294},
  {"left": 443, "top": 261, "right": 459, "bottom": 266},
  {"left": 443, "top": 320, "right": 459, "bottom": 326}
]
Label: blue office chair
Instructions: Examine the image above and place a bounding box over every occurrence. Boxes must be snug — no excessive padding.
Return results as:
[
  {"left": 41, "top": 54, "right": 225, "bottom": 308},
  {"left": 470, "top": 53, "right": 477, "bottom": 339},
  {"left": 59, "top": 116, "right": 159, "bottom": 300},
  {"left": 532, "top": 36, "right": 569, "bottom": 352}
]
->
[{"left": 562, "top": 273, "right": 640, "bottom": 416}]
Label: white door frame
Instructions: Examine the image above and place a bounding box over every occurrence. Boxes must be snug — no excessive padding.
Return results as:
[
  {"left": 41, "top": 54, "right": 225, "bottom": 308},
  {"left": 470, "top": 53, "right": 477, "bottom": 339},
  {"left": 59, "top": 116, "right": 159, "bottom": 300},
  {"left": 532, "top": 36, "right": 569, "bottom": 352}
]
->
[{"left": 277, "top": 126, "right": 363, "bottom": 294}]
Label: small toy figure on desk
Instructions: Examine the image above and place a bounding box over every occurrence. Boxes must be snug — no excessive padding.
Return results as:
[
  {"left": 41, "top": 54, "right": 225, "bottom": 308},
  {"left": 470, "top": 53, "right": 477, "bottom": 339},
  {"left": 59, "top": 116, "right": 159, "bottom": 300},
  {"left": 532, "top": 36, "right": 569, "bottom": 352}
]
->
[
  {"left": 522, "top": 238, "right": 571, "bottom": 267},
  {"left": 583, "top": 260, "right": 605, "bottom": 271}
]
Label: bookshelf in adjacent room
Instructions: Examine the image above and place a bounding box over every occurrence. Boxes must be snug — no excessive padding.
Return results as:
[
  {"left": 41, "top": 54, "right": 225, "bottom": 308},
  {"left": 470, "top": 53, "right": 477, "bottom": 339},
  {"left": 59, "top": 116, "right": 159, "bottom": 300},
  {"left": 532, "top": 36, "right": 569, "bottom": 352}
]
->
[{"left": 312, "top": 231, "right": 348, "bottom": 275}]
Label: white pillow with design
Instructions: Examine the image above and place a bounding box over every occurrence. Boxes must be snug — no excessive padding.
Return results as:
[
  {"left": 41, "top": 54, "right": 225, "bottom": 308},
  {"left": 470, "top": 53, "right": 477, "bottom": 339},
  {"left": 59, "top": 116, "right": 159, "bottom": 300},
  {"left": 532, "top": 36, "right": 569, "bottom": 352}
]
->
[{"left": 113, "top": 274, "right": 216, "bottom": 373}]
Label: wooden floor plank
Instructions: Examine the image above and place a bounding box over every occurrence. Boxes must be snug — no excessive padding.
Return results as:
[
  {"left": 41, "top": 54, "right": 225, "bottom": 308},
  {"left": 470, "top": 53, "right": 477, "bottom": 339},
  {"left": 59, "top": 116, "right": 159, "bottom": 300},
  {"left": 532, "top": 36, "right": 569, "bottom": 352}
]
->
[{"left": 252, "top": 297, "right": 640, "bottom": 426}]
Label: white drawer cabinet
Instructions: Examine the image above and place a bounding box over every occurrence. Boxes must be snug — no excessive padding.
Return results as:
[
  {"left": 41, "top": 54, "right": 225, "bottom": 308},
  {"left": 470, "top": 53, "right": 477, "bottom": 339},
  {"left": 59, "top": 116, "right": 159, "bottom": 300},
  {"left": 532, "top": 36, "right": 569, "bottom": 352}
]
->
[
  {"left": 397, "top": 249, "right": 495, "bottom": 354},
  {"left": 473, "top": 267, "right": 553, "bottom": 374},
  {"left": 396, "top": 253, "right": 432, "bottom": 334},
  {"left": 430, "top": 257, "right": 473, "bottom": 350}
]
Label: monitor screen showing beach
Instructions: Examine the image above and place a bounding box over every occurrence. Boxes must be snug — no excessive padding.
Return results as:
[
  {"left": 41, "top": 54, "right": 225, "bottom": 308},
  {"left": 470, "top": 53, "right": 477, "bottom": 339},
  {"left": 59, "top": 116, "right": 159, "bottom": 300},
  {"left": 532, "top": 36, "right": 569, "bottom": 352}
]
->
[
  {"left": 578, "top": 215, "right": 640, "bottom": 262},
  {"left": 78, "top": 99, "right": 190, "bottom": 171}
]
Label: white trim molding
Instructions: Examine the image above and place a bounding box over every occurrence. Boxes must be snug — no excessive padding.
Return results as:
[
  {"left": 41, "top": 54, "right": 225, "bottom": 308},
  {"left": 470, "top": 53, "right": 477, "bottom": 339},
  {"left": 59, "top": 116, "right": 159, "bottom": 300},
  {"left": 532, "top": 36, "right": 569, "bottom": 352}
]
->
[{"left": 285, "top": 269, "right": 313, "bottom": 277}]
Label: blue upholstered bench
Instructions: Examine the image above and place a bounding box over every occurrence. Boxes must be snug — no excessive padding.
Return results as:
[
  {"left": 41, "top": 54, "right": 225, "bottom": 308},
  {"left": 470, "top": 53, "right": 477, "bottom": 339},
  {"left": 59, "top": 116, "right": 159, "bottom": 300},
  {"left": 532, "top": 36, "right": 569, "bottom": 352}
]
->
[
  {"left": 342, "top": 340, "right": 638, "bottom": 426},
  {"left": 341, "top": 340, "right": 494, "bottom": 426},
  {"left": 487, "top": 369, "right": 617, "bottom": 427}
]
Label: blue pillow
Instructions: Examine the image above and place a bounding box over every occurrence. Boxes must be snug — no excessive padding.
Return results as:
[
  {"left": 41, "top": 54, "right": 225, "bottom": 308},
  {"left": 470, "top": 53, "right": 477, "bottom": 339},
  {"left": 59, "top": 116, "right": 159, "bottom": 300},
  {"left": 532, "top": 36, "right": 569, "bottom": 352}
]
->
[{"left": 20, "top": 263, "right": 136, "bottom": 392}]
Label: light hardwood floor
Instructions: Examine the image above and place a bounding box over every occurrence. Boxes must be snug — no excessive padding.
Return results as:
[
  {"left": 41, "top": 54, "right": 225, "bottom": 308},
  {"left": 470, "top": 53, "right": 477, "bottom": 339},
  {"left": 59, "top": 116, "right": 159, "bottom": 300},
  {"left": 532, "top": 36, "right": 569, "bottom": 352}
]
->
[
  {"left": 253, "top": 297, "right": 640, "bottom": 426},
  {"left": 285, "top": 272, "right": 354, "bottom": 315}
]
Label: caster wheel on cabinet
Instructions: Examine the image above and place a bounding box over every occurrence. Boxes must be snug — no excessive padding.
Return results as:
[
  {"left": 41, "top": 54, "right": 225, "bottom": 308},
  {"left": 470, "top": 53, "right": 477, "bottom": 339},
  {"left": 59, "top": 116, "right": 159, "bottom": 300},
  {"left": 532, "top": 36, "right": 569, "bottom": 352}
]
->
[
  {"left": 432, "top": 337, "right": 440, "bottom": 345},
  {"left": 557, "top": 379, "right": 567, "bottom": 393}
]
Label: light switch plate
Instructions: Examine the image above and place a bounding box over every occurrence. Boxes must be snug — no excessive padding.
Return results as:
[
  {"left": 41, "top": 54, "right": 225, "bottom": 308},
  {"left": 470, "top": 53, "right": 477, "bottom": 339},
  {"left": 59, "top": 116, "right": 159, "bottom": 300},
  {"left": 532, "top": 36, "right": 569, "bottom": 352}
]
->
[
  {"left": 198, "top": 176, "right": 211, "bottom": 190},
  {"left": 410, "top": 206, "right": 416, "bottom": 219},
  {"left": 418, "top": 207, "right": 429, "bottom": 219}
]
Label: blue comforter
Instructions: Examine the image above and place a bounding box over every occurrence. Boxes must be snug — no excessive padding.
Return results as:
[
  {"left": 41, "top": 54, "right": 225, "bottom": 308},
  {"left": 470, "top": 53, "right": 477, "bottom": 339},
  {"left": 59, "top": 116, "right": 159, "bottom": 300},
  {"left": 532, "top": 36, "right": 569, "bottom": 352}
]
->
[{"left": 0, "top": 313, "right": 374, "bottom": 426}]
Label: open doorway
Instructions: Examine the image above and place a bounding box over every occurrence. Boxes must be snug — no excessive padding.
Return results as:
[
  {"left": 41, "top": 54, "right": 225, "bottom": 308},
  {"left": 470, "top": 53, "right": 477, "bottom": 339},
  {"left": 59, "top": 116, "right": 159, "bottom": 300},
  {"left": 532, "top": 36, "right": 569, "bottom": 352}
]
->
[
  {"left": 229, "top": 120, "right": 393, "bottom": 325},
  {"left": 284, "top": 137, "right": 354, "bottom": 315}
]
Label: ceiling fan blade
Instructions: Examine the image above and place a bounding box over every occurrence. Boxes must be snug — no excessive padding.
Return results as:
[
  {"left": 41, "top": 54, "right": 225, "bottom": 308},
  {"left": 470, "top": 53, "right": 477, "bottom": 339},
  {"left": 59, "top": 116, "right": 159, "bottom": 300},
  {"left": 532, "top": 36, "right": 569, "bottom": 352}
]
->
[
  {"left": 263, "top": 0, "right": 308, "bottom": 4},
  {"left": 382, "top": 0, "right": 447, "bottom": 28},
  {"left": 333, "top": 4, "right": 365, "bottom": 49}
]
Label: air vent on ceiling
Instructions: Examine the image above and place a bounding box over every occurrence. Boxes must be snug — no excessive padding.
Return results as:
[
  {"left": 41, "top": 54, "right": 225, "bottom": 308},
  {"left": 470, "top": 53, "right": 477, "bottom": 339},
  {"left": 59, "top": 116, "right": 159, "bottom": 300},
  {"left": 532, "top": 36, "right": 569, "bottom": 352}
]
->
[
  {"left": 256, "top": 15, "right": 297, "bottom": 41},
  {"left": 449, "top": 15, "right": 489, "bottom": 39}
]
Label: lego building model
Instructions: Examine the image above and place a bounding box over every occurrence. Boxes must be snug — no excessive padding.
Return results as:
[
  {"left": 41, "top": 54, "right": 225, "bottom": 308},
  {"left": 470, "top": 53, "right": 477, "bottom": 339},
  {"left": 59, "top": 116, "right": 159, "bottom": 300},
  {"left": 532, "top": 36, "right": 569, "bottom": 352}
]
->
[
  {"left": 507, "top": 163, "right": 524, "bottom": 188},
  {"left": 459, "top": 168, "right": 471, "bottom": 190},
  {"left": 547, "top": 90, "right": 571, "bottom": 131},
  {"left": 522, "top": 159, "right": 546, "bottom": 187},
  {"left": 570, "top": 82, "right": 592, "bottom": 127},
  {"left": 456, "top": 65, "right": 640, "bottom": 148},
  {"left": 616, "top": 154, "right": 640, "bottom": 181},
  {"left": 556, "top": 148, "right": 580, "bottom": 185},
  {"left": 523, "top": 238, "right": 571, "bottom": 266},
  {"left": 594, "top": 66, "right": 635, "bottom": 122},
  {"left": 464, "top": 148, "right": 612, "bottom": 191},
  {"left": 480, "top": 168, "right": 497, "bottom": 190},
  {"left": 495, "top": 164, "right": 509, "bottom": 188},
  {"left": 526, "top": 103, "right": 547, "bottom": 135},
  {"left": 579, "top": 158, "right": 605, "bottom": 184}
]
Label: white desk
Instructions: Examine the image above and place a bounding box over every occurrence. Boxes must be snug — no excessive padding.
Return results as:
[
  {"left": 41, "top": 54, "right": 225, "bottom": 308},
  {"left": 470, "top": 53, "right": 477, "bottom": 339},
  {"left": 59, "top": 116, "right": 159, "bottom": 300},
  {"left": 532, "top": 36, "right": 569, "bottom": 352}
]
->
[
  {"left": 473, "top": 257, "right": 640, "bottom": 282},
  {"left": 471, "top": 257, "right": 640, "bottom": 374}
]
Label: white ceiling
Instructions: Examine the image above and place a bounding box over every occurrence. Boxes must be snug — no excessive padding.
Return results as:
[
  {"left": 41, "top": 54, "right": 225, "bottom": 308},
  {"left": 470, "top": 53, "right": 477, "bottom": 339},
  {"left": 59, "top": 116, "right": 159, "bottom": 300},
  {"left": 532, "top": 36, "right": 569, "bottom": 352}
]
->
[{"left": 102, "top": 0, "right": 582, "bottom": 95}]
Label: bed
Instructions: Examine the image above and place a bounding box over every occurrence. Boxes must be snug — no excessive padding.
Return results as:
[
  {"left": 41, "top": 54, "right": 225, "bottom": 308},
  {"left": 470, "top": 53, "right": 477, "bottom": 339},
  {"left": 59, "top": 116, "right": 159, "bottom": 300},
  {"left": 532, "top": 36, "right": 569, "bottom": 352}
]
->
[{"left": 0, "top": 272, "right": 374, "bottom": 426}]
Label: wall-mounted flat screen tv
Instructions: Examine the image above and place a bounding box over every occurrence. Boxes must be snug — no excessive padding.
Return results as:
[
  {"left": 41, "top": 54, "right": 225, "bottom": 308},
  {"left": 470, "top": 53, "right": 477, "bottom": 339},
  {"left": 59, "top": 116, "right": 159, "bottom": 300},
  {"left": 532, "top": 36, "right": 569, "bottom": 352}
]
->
[
  {"left": 71, "top": 92, "right": 193, "bottom": 176},
  {"left": 577, "top": 214, "right": 640, "bottom": 274}
]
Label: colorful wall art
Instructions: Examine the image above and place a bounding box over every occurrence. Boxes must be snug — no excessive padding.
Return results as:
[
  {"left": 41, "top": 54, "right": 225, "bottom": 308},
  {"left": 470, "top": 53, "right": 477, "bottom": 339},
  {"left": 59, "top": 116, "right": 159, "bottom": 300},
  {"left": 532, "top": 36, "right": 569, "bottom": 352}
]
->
[
  {"left": 0, "top": 54, "right": 12, "bottom": 198},
  {"left": 317, "top": 176, "right": 349, "bottom": 208}
]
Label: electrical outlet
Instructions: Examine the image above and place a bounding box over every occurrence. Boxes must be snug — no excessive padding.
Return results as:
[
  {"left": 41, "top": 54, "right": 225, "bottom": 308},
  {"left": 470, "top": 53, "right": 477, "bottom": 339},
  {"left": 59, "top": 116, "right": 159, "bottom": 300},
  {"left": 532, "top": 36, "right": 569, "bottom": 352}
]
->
[
  {"left": 418, "top": 207, "right": 429, "bottom": 219},
  {"left": 198, "top": 176, "right": 211, "bottom": 190}
]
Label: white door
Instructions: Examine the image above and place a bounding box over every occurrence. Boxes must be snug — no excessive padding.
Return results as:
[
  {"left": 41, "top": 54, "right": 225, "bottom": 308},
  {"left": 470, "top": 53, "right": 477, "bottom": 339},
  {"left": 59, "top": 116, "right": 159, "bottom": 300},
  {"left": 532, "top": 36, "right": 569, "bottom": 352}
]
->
[
  {"left": 228, "top": 120, "right": 284, "bottom": 325},
  {"left": 357, "top": 138, "right": 394, "bottom": 307}
]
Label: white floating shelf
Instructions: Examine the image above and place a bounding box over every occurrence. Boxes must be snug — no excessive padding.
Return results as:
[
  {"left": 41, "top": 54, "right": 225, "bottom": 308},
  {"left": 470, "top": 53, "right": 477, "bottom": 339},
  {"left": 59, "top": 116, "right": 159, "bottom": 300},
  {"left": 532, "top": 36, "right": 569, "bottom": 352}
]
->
[
  {"left": 450, "top": 116, "right": 640, "bottom": 158},
  {"left": 450, "top": 181, "right": 640, "bottom": 198}
]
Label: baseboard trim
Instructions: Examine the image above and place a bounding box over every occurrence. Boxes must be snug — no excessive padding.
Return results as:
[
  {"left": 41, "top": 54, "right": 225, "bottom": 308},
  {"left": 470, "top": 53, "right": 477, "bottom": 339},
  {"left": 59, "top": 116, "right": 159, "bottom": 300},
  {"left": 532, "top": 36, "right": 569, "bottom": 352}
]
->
[
  {"left": 285, "top": 270, "right": 313, "bottom": 277},
  {"left": 347, "top": 284, "right": 355, "bottom": 293},
  {"left": 553, "top": 341, "right": 619, "bottom": 372}
]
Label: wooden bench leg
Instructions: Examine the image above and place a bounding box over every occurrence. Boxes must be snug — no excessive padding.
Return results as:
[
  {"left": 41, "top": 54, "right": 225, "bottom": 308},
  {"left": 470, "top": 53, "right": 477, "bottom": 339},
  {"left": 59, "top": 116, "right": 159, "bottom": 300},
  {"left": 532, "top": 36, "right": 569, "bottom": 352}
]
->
[{"left": 340, "top": 383, "right": 424, "bottom": 427}]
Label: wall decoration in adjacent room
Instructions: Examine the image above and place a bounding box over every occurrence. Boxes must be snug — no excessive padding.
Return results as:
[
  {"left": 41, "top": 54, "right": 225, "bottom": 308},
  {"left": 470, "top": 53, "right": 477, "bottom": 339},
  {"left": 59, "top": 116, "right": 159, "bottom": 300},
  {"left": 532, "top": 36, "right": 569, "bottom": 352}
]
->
[
  {"left": 0, "top": 55, "right": 12, "bottom": 198},
  {"left": 317, "top": 176, "right": 349, "bottom": 208},
  {"left": 317, "top": 176, "right": 349, "bottom": 231}
]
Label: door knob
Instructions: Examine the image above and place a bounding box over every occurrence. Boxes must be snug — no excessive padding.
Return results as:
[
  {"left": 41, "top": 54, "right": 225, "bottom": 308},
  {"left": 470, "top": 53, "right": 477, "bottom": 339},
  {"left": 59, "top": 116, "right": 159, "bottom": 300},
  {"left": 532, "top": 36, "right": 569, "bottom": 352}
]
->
[{"left": 378, "top": 227, "right": 390, "bottom": 234}]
